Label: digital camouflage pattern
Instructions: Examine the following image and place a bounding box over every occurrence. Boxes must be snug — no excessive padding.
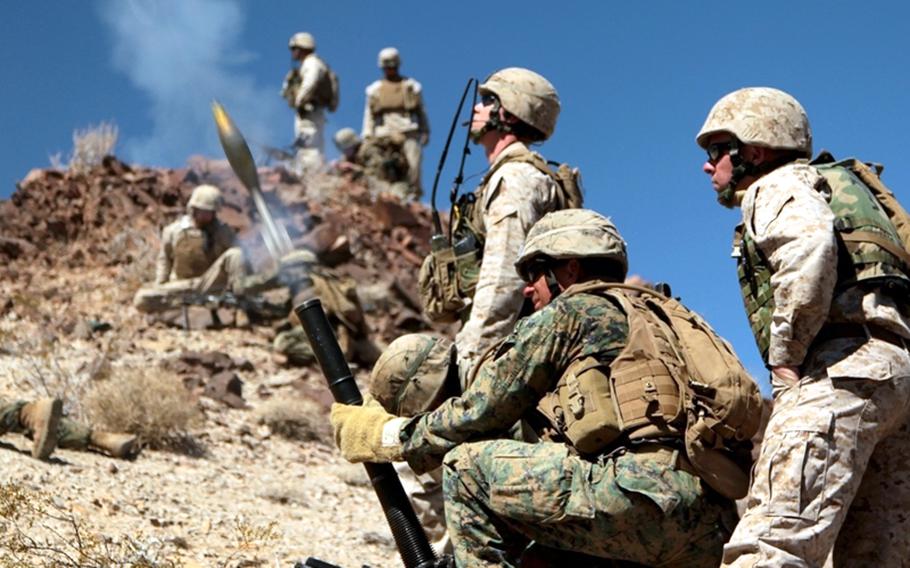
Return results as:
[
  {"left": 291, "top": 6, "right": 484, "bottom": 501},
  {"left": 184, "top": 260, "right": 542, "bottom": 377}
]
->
[
  {"left": 726, "top": 348, "right": 910, "bottom": 567},
  {"left": 725, "top": 160, "right": 910, "bottom": 566},
  {"left": 515, "top": 209, "right": 626, "bottom": 281},
  {"left": 696, "top": 87, "right": 812, "bottom": 155},
  {"left": 453, "top": 142, "right": 563, "bottom": 373},
  {"left": 444, "top": 440, "right": 732, "bottom": 567},
  {"left": 735, "top": 163, "right": 836, "bottom": 367},
  {"left": 479, "top": 67, "right": 560, "bottom": 140},
  {"left": 369, "top": 333, "right": 455, "bottom": 418},
  {"left": 398, "top": 285, "right": 733, "bottom": 566},
  {"left": 737, "top": 161, "right": 910, "bottom": 363}
]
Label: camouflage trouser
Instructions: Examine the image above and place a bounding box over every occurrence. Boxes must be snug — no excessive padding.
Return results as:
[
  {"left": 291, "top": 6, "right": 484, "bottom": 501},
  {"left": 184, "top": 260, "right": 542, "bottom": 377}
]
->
[
  {"left": 394, "top": 462, "right": 451, "bottom": 556},
  {"left": 294, "top": 108, "right": 325, "bottom": 176},
  {"left": 274, "top": 326, "right": 381, "bottom": 368},
  {"left": 0, "top": 399, "right": 93, "bottom": 450},
  {"left": 401, "top": 133, "right": 422, "bottom": 200},
  {"left": 443, "top": 440, "right": 733, "bottom": 568},
  {"left": 723, "top": 365, "right": 910, "bottom": 566},
  {"left": 133, "top": 247, "right": 246, "bottom": 313}
]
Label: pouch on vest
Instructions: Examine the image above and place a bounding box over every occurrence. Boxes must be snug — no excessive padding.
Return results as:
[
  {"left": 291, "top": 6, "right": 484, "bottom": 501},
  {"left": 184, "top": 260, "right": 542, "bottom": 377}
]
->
[
  {"left": 417, "top": 237, "right": 480, "bottom": 323},
  {"left": 565, "top": 282, "right": 763, "bottom": 499},
  {"left": 172, "top": 229, "right": 213, "bottom": 280},
  {"left": 533, "top": 286, "right": 686, "bottom": 457}
]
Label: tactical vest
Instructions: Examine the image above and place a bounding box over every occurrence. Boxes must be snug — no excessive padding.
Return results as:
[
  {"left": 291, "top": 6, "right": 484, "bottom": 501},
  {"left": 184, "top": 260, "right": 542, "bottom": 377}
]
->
[
  {"left": 533, "top": 286, "right": 687, "bottom": 455},
  {"left": 172, "top": 227, "right": 217, "bottom": 280},
  {"left": 418, "top": 146, "right": 583, "bottom": 323},
  {"left": 451, "top": 146, "right": 584, "bottom": 296},
  {"left": 531, "top": 282, "right": 762, "bottom": 499},
  {"left": 369, "top": 79, "right": 421, "bottom": 115},
  {"left": 735, "top": 162, "right": 910, "bottom": 364}
]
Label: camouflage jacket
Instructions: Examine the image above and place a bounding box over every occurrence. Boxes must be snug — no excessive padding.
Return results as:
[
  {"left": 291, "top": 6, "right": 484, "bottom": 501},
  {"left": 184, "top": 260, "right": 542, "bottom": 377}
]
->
[
  {"left": 400, "top": 285, "right": 628, "bottom": 474},
  {"left": 737, "top": 162, "right": 910, "bottom": 375},
  {"left": 293, "top": 54, "right": 329, "bottom": 110},
  {"left": 454, "top": 142, "right": 562, "bottom": 374}
]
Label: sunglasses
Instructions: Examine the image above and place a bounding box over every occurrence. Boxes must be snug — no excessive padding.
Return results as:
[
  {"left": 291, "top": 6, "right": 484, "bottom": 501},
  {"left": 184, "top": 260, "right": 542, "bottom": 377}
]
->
[
  {"left": 480, "top": 93, "right": 499, "bottom": 107},
  {"left": 525, "top": 260, "right": 551, "bottom": 283},
  {"left": 706, "top": 140, "right": 737, "bottom": 164}
]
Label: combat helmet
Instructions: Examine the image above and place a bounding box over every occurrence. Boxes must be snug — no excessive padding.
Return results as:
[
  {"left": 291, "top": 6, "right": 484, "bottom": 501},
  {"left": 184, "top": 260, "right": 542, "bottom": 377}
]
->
[
  {"left": 479, "top": 67, "right": 560, "bottom": 140},
  {"left": 333, "top": 128, "right": 361, "bottom": 154},
  {"left": 187, "top": 184, "right": 223, "bottom": 212},
  {"left": 515, "top": 209, "right": 627, "bottom": 281},
  {"left": 378, "top": 47, "right": 400, "bottom": 68},
  {"left": 288, "top": 32, "right": 316, "bottom": 51},
  {"left": 369, "top": 334, "right": 456, "bottom": 417},
  {"left": 696, "top": 87, "right": 812, "bottom": 156}
]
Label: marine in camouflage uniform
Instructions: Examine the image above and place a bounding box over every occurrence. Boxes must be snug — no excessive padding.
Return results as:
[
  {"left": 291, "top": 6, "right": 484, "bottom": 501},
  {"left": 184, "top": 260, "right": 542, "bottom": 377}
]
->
[
  {"left": 1, "top": 397, "right": 138, "bottom": 460},
  {"left": 331, "top": 127, "right": 410, "bottom": 198},
  {"left": 257, "top": 250, "right": 381, "bottom": 368},
  {"left": 133, "top": 184, "right": 247, "bottom": 313},
  {"left": 333, "top": 210, "right": 736, "bottom": 567},
  {"left": 362, "top": 47, "right": 429, "bottom": 200},
  {"left": 697, "top": 87, "right": 910, "bottom": 566},
  {"left": 426, "top": 67, "right": 572, "bottom": 379},
  {"left": 282, "top": 32, "right": 332, "bottom": 176}
]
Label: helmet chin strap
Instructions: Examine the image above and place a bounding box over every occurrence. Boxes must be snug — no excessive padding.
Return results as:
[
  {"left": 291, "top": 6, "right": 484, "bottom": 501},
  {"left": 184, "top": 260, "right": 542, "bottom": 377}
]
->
[
  {"left": 470, "top": 99, "right": 513, "bottom": 143},
  {"left": 545, "top": 269, "right": 562, "bottom": 300},
  {"left": 717, "top": 141, "right": 753, "bottom": 208}
]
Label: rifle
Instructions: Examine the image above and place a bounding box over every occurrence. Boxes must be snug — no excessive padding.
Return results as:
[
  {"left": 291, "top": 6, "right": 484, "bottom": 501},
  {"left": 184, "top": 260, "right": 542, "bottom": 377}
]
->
[
  {"left": 294, "top": 299, "right": 447, "bottom": 568},
  {"left": 179, "top": 291, "right": 288, "bottom": 323},
  {"left": 429, "top": 78, "right": 477, "bottom": 241}
]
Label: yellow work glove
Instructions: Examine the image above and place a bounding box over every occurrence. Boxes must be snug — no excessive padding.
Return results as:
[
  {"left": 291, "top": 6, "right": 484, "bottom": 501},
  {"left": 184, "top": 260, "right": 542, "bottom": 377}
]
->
[{"left": 331, "top": 399, "right": 408, "bottom": 463}]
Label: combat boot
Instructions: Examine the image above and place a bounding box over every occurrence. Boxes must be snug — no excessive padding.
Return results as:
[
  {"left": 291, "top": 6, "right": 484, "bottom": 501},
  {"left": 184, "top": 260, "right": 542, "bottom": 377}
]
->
[
  {"left": 89, "top": 431, "right": 139, "bottom": 459},
  {"left": 18, "top": 398, "right": 63, "bottom": 460}
]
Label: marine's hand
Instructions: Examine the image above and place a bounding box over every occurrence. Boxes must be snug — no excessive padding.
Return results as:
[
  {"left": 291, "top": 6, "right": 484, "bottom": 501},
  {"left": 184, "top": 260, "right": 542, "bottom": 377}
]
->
[
  {"left": 770, "top": 365, "right": 800, "bottom": 386},
  {"left": 330, "top": 401, "right": 407, "bottom": 463}
]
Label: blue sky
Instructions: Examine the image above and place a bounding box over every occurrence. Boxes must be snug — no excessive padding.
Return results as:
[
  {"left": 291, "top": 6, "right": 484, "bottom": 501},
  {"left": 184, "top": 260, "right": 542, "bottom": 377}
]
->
[{"left": 3, "top": 1, "right": 910, "bottom": 391}]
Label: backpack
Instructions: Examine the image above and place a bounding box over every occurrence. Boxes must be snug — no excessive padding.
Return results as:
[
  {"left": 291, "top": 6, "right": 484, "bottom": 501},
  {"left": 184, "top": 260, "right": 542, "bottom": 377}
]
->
[
  {"left": 317, "top": 67, "right": 340, "bottom": 113},
  {"left": 501, "top": 150, "right": 584, "bottom": 211},
  {"left": 811, "top": 151, "right": 910, "bottom": 264},
  {"left": 567, "top": 282, "right": 764, "bottom": 499}
]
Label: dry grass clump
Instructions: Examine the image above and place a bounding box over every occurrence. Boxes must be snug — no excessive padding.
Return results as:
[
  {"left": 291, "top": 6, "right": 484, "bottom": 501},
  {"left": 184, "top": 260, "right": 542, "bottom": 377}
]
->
[
  {"left": 84, "top": 367, "right": 201, "bottom": 451},
  {"left": 254, "top": 397, "right": 329, "bottom": 443},
  {"left": 0, "top": 482, "right": 179, "bottom": 567},
  {"left": 70, "top": 122, "right": 119, "bottom": 173}
]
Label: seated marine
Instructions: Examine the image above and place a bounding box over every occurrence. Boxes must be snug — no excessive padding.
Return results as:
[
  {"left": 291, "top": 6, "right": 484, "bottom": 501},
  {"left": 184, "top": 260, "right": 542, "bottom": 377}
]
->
[{"left": 133, "top": 184, "right": 247, "bottom": 313}]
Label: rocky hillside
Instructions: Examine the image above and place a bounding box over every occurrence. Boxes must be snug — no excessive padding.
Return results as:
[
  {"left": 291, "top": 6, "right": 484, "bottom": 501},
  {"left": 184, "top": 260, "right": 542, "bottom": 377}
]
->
[{"left": 0, "top": 156, "right": 450, "bottom": 567}]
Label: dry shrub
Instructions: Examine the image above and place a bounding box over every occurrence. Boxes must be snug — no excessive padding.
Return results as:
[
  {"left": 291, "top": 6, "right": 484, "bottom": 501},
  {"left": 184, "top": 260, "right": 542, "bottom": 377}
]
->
[
  {"left": 84, "top": 367, "right": 201, "bottom": 451},
  {"left": 255, "top": 397, "right": 329, "bottom": 443},
  {"left": 0, "top": 482, "right": 179, "bottom": 567},
  {"left": 69, "top": 121, "right": 118, "bottom": 173}
]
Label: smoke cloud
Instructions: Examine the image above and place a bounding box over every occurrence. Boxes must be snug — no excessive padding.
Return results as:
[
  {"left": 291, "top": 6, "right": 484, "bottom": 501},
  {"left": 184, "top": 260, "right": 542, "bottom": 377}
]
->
[{"left": 99, "top": 0, "right": 285, "bottom": 167}]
